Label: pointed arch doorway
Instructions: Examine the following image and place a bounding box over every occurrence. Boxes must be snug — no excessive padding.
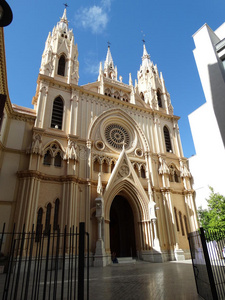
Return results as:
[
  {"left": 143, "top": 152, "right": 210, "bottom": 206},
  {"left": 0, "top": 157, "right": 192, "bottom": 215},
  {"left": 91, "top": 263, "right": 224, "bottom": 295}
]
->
[{"left": 110, "top": 195, "right": 137, "bottom": 258}]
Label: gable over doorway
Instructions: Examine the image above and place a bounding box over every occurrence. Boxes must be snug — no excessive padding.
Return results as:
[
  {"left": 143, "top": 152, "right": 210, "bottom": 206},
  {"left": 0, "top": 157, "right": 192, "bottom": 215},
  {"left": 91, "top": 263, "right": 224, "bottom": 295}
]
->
[{"left": 110, "top": 195, "right": 136, "bottom": 258}]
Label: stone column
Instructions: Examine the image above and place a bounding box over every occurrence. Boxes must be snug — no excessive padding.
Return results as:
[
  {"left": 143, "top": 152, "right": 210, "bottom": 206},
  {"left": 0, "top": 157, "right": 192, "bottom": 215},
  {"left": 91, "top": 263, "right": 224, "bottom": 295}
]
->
[
  {"left": 94, "top": 197, "right": 107, "bottom": 267},
  {"left": 151, "top": 217, "right": 160, "bottom": 251}
]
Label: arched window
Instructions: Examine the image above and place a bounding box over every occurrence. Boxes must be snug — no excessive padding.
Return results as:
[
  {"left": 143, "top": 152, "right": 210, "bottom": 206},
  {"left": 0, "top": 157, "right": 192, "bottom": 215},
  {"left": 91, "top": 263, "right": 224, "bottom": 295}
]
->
[
  {"left": 36, "top": 208, "right": 43, "bottom": 242},
  {"left": 44, "top": 203, "right": 52, "bottom": 235},
  {"left": 94, "top": 159, "right": 100, "bottom": 172},
  {"left": 157, "top": 90, "right": 162, "bottom": 108},
  {"left": 184, "top": 215, "right": 188, "bottom": 235},
  {"left": 54, "top": 152, "right": 62, "bottom": 167},
  {"left": 57, "top": 55, "right": 66, "bottom": 76},
  {"left": 174, "top": 207, "right": 179, "bottom": 231},
  {"left": 179, "top": 211, "right": 185, "bottom": 236},
  {"left": 51, "top": 97, "right": 63, "bottom": 130},
  {"left": 169, "top": 165, "right": 180, "bottom": 182},
  {"left": 141, "top": 166, "right": 146, "bottom": 178},
  {"left": 53, "top": 199, "right": 60, "bottom": 231},
  {"left": 174, "top": 171, "right": 180, "bottom": 183},
  {"left": 163, "top": 126, "right": 172, "bottom": 152},
  {"left": 140, "top": 92, "right": 144, "bottom": 101},
  {"left": 102, "top": 160, "right": 108, "bottom": 173},
  {"left": 43, "top": 150, "right": 52, "bottom": 166}
]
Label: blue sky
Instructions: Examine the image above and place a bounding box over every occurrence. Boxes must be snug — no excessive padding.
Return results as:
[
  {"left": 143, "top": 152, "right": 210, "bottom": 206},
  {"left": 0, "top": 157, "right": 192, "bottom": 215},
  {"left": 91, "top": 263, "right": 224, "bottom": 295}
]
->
[{"left": 4, "top": 0, "right": 225, "bottom": 158}]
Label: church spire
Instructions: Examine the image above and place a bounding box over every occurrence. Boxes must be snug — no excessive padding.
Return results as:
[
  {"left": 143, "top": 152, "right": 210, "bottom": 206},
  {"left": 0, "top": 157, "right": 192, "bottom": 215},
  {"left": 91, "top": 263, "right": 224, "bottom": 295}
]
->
[
  {"left": 141, "top": 43, "right": 151, "bottom": 70},
  {"left": 103, "top": 44, "right": 117, "bottom": 80},
  {"left": 39, "top": 8, "right": 79, "bottom": 84},
  {"left": 104, "top": 45, "right": 114, "bottom": 69},
  {"left": 57, "top": 8, "right": 69, "bottom": 33}
]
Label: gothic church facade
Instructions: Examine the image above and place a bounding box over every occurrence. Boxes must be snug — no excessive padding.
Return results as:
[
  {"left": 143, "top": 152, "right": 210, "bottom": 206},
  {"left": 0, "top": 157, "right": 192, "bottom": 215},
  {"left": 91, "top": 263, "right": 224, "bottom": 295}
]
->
[{"left": 0, "top": 10, "right": 198, "bottom": 266}]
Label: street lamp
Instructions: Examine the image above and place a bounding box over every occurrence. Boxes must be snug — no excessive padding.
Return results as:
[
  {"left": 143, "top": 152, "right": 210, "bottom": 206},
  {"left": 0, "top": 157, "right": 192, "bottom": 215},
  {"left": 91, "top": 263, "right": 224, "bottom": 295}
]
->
[{"left": 0, "top": 0, "right": 13, "bottom": 27}]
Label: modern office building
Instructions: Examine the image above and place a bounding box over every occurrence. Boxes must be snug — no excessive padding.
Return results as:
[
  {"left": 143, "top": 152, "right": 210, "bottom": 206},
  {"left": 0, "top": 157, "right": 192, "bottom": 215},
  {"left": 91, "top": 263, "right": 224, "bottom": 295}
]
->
[{"left": 189, "top": 22, "right": 225, "bottom": 208}]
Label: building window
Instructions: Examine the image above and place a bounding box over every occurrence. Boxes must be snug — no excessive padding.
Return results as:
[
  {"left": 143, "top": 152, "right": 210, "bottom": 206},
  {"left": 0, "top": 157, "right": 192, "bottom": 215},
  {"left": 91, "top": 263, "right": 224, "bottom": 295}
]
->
[
  {"left": 53, "top": 199, "right": 60, "bottom": 231},
  {"left": 58, "top": 55, "right": 66, "bottom": 76},
  {"left": 141, "top": 166, "right": 146, "bottom": 178},
  {"left": 44, "top": 203, "right": 52, "bottom": 235},
  {"left": 163, "top": 126, "right": 172, "bottom": 152},
  {"left": 184, "top": 215, "right": 189, "bottom": 235},
  {"left": 36, "top": 208, "right": 43, "bottom": 242},
  {"left": 43, "top": 150, "right": 52, "bottom": 165},
  {"left": 179, "top": 211, "right": 185, "bottom": 236},
  {"left": 54, "top": 152, "right": 62, "bottom": 167},
  {"left": 51, "top": 97, "right": 63, "bottom": 130},
  {"left": 94, "top": 159, "right": 100, "bottom": 172},
  {"left": 174, "top": 207, "right": 179, "bottom": 231},
  {"left": 157, "top": 90, "right": 162, "bottom": 108},
  {"left": 140, "top": 92, "right": 144, "bottom": 101},
  {"left": 102, "top": 160, "right": 108, "bottom": 173},
  {"left": 169, "top": 165, "right": 180, "bottom": 183}
]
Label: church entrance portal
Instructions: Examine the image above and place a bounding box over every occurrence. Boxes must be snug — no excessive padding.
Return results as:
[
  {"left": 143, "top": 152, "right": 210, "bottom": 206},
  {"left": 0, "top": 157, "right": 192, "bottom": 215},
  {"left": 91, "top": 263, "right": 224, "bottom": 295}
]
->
[{"left": 110, "top": 196, "right": 137, "bottom": 258}]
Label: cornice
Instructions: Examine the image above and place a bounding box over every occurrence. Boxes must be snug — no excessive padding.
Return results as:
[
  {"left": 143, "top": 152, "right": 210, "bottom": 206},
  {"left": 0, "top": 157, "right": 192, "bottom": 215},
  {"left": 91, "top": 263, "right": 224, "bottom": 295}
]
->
[{"left": 16, "top": 170, "right": 104, "bottom": 186}]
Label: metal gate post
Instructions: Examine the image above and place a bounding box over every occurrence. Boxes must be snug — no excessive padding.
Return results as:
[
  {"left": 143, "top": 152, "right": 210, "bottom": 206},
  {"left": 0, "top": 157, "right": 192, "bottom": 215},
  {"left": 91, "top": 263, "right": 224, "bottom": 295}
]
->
[
  {"left": 200, "top": 227, "right": 218, "bottom": 300},
  {"left": 78, "top": 222, "right": 85, "bottom": 300}
]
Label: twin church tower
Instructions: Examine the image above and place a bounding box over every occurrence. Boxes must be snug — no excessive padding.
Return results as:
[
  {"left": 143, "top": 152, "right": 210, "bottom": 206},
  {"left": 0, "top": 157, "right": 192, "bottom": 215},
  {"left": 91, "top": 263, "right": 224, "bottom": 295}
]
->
[{"left": 0, "top": 9, "right": 198, "bottom": 266}]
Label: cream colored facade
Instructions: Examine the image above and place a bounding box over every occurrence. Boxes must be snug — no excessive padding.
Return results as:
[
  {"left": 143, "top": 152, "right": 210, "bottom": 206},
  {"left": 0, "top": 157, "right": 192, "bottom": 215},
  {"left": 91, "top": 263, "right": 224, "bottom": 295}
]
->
[{"left": 0, "top": 10, "right": 198, "bottom": 266}]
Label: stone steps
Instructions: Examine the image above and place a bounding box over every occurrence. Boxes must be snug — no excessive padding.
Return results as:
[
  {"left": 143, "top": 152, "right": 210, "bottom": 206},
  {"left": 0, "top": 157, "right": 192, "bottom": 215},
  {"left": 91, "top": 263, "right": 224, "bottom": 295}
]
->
[{"left": 115, "top": 257, "right": 136, "bottom": 264}]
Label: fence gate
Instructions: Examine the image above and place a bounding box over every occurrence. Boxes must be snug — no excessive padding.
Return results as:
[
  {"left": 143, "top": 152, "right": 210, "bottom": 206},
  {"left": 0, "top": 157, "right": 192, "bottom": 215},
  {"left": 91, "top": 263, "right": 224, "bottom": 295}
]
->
[
  {"left": 188, "top": 228, "right": 225, "bottom": 300},
  {"left": 0, "top": 222, "right": 89, "bottom": 300}
]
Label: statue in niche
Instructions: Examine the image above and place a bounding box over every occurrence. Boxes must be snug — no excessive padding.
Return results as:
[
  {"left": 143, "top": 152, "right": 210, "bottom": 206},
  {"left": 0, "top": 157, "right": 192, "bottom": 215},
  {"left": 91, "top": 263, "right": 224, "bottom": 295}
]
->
[
  {"left": 27, "top": 133, "right": 42, "bottom": 154},
  {"left": 97, "top": 172, "right": 103, "bottom": 196},
  {"left": 158, "top": 156, "right": 169, "bottom": 175},
  {"left": 64, "top": 139, "right": 77, "bottom": 161}
]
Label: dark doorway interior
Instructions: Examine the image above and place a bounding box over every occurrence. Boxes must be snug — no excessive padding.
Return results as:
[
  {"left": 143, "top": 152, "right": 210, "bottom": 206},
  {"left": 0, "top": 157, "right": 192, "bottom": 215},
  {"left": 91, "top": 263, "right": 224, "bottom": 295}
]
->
[{"left": 110, "top": 195, "right": 136, "bottom": 257}]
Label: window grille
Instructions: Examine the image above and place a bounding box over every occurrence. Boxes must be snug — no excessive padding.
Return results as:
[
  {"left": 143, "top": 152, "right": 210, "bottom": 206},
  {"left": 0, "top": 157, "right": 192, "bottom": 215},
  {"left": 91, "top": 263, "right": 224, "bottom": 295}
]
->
[
  {"left": 51, "top": 97, "right": 63, "bottom": 129},
  {"left": 163, "top": 126, "right": 172, "bottom": 152}
]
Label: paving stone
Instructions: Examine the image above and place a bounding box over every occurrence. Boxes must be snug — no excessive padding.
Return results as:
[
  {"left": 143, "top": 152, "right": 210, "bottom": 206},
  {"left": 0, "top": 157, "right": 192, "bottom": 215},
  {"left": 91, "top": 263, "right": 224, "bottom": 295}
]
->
[{"left": 86, "top": 260, "right": 202, "bottom": 300}]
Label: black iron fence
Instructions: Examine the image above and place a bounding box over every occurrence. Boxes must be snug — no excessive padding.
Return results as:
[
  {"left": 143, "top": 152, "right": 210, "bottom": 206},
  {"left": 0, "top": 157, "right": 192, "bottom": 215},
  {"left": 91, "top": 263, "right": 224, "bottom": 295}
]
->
[
  {"left": 0, "top": 223, "right": 89, "bottom": 300},
  {"left": 188, "top": 228, "right": 225, "bottom": 300}
]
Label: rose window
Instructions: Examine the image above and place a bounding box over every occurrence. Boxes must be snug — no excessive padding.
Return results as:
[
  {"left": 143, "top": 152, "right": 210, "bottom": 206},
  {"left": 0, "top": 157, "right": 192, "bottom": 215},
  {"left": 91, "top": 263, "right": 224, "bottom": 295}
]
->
[{"left": 105, "top": 124, "right": 130, "bottom": 150}]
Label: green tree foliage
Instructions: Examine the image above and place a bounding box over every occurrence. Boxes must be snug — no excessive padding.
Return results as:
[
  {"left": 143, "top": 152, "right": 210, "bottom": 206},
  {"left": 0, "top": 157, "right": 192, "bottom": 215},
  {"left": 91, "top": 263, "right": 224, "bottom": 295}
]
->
[{"left": 198, "top": 187, "right": 225, "bottom": 231}]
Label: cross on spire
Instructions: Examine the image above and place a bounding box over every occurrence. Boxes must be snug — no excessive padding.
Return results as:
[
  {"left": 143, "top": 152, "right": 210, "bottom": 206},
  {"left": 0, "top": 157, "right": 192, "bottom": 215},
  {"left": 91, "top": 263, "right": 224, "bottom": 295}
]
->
[
  {"left": 107, "top": 41, "right": 111, "bottom": 47},
  {"left": 64, "top": 3, "right": 68, "bottom": 8},
  {"left": 141, "top": 30, "right": 146, "bottom": 43}
]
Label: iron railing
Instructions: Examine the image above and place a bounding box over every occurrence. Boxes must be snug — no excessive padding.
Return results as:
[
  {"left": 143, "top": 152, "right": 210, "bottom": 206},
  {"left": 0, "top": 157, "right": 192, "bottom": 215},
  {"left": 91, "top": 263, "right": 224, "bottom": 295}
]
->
[
  {"left": 0, "top": 222, "right": 89, "bottom": 300},
  {"left": 188, "top": 228, "right": 225, "bottom": 300}
]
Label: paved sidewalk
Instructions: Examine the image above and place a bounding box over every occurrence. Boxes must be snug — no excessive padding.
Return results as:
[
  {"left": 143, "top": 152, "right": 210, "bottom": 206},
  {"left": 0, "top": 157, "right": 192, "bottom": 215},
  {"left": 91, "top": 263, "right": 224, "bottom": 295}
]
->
[{"left": 87, "top": 260, "right": 201, "bottom": 300}]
